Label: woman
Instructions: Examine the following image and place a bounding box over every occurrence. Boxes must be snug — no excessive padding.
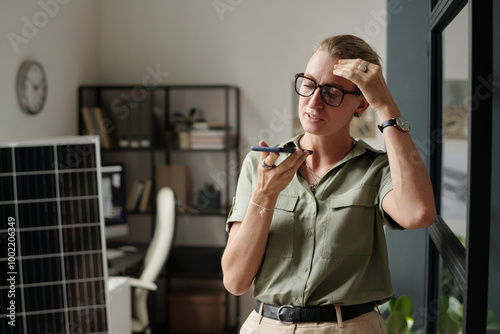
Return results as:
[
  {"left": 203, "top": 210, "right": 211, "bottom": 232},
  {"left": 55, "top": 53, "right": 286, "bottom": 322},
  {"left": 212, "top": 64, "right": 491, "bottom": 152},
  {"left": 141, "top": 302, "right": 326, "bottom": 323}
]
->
[{"left": 222, "top": 35, "right": 436, "bottom": 333}]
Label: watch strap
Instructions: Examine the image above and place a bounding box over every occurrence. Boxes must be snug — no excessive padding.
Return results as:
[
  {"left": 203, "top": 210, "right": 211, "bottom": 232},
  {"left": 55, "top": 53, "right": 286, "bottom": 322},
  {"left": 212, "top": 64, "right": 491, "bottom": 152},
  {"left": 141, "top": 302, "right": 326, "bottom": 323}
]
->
[{"left": 378, "top": 119, "right": 397, "bottom": 133}]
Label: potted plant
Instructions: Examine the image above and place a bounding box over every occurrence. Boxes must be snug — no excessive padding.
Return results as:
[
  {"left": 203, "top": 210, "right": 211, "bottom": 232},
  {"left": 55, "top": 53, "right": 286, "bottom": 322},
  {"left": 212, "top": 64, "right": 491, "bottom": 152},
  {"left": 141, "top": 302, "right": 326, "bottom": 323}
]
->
[
  {"left": 379, "top": 295, "right": 500, "bottom": 334},
  {"left": 172, "top": 108, "right": 205, "bottom": 149}
]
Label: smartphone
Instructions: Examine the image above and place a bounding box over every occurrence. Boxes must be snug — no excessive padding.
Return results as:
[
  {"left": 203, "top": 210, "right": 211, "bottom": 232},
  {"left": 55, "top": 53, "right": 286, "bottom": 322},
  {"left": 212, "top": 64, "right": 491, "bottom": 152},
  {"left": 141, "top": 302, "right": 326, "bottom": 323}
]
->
[{"left": 250, "top": 146, "right": 313, "bottom": 155}]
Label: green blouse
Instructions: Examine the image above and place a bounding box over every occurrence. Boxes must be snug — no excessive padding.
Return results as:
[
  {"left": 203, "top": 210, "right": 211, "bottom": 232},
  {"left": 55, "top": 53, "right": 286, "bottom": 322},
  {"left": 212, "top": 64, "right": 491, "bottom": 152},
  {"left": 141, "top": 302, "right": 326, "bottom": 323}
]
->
[{"left": 226, "top": 134, "right": 402, "bottom": 307}]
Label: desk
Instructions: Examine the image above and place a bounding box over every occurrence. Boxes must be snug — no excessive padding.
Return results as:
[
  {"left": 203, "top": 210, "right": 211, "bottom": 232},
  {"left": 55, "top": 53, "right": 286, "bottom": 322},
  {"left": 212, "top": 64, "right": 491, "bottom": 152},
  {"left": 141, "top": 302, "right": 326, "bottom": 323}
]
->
[
  {"left": 106, "top": 244, "right": 147, "bottom": 334},
  {"left": 107, "top": 243, "right": 147, "bottom": 276}
]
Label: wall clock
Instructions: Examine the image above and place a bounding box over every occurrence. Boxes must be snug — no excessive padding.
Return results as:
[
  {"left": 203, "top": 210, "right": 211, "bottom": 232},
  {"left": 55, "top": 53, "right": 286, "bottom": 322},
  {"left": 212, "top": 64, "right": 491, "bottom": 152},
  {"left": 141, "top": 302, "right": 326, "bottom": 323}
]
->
[{"left": 16, "top": 60, "right": 47, "bottom": 115}]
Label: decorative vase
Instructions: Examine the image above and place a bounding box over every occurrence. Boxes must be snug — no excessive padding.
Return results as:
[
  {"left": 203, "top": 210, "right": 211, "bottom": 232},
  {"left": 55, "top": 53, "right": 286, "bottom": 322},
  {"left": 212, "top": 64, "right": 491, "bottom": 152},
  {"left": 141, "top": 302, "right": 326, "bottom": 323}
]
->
[{"left": 178, "top": 131, "right": 190, "bottom": 149}]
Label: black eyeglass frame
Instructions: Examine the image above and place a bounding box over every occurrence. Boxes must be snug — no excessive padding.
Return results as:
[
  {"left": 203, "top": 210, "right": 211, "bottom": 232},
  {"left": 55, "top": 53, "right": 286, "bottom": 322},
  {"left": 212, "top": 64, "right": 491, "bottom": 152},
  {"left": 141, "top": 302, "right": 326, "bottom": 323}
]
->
[{"left": 294, "top": 73, "right": 362, "bottom": 107}]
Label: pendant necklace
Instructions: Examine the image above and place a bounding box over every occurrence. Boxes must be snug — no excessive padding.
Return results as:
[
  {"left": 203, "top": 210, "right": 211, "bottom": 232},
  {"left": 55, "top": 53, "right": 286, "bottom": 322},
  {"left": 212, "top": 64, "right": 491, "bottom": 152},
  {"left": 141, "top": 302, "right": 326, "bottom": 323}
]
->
[
  {"left": 299, "top": 136, "right": 356, "bottom": 194},
  {"left": 300, "top": 136, "right": 321, "bottom": 194},
  {"left": 304, "top": 161, "right": 320, "bottom": 193}
]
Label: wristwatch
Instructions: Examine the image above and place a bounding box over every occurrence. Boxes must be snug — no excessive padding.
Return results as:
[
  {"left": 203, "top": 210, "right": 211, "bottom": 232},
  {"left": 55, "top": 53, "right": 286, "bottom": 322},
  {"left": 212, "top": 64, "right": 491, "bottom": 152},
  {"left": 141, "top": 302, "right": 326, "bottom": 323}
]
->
[{"left": 378, "top": 115, "right": 410, "bottom": 133}]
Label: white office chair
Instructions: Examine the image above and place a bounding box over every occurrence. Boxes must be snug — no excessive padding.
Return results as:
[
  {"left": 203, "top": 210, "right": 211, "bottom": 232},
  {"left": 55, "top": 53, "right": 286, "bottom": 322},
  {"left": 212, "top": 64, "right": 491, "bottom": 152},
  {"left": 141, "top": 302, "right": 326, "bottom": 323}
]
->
[{"left": 128, "top": 187, "right": 176, "bottom": 333}]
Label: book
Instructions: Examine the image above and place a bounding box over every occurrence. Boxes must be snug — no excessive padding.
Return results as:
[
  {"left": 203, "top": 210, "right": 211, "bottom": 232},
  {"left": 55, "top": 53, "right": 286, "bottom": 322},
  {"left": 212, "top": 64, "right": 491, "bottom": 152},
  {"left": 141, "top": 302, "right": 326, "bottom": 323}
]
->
[
  {"left": 138, "top": 179, "right": 152, "bottom": 212},
  {"left": 192, "top": 122, "right": 228, "bottom": 130},
  {"left": 190, "top": 129, "right": 226, "bottom": 138},
  {"left": 190, "top": 138, "right": 225, "bottom": 149},
  {"left": 125, "top": 180, "right": 145, "bottom": 211},
  {"left": 189, "top": 129, "right": 227, "bottom": 149},
  {"left": 81, "top": 107, "right": 114, "bottom": 148},
  {"left": 206, "top": 122, "right": 228, "bottom": 129},
  {"left": 81, "top": 107, "right": 98, "bottom": 135},
  {"left": 190, "top": 138, "right": 224, "bottom": 147},
  {"left": 190, "top": 142, "right": 225, "bottom": 150},
  {"left": 93, "top": 107, "right": 113, "bottom": 148},
  {"left": 191, "top": 122, "right": 210, "bottom": 130},
  {"left": 190, "top": 138, "right": 224, "bottom": 143}
]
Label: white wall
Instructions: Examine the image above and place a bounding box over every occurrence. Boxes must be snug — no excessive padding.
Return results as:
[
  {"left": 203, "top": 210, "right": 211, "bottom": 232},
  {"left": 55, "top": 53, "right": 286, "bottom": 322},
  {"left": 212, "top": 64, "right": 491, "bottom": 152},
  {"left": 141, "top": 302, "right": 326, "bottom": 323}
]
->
[
  {"left": 94, "top": 0, "right": 386, "bottom": 324},
  {"left": 0, "top": 0, "right": 98, "bottom": 138},
  {"left": 94, "top": 1, "right": 386, "bottom": 248},
  {"left": 1, "top": 0, "right": 387, "bottom": 327},
  {"left": 0, "top": 0, "right": 387, "bottom": 177},
  {"left": 0, "top": 0, "right": 388, "bottom": 177},
  {"left": 96, "top": 0, "right": 387, "bottom": 150}
]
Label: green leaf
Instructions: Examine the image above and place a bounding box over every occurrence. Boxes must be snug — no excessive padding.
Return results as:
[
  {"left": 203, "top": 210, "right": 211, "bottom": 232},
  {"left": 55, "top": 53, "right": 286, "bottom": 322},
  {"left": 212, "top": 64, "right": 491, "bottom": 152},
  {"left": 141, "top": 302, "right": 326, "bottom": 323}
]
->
[
  {"left": 189, "top": 107, "right": 197, "bottom": 118},
  {"left": 438, "top": 311, "right": 459, "bottom": 334},
  {"left": 386, "top": 311, "right": 409, "bottom": 334},
  {"left": 438, "top": 296, "right": 450, "bottom": 315},
  {"left": 406, "top": 316, "right": 414, "bottom": 331},
  {"left": 487, "top": 310, "right": 500, "bottom": 330},
  {"left": 393, "top": 295, "right": 413, "bottom": 318},
  {"left": 388, "top": 296, "right": 397, "bottom": 313},
  {"left": 447, "top": 296, "right": 462, "bottom": 325}
]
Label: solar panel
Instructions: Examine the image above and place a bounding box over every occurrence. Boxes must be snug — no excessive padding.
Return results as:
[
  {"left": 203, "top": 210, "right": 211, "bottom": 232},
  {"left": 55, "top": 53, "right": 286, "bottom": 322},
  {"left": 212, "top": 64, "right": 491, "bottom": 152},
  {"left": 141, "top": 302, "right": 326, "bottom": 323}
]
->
[{"left": 0, "top": 136, "right": 109, "bottom": 334}]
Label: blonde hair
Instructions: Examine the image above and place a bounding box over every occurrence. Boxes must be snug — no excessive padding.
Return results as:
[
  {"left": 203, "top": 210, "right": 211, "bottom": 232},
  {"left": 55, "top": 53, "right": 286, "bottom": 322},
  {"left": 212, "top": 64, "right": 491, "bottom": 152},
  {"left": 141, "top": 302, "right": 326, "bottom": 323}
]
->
[{"left": 315, "top": 35, "right": 381, "bottom": 67}]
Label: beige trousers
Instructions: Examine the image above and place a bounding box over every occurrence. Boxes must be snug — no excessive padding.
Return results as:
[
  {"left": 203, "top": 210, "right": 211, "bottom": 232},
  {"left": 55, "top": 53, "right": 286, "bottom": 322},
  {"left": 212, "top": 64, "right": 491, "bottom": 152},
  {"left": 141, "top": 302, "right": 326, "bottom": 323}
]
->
[{"left": 239, "top": 306, "right": 387, "bottom": 334}]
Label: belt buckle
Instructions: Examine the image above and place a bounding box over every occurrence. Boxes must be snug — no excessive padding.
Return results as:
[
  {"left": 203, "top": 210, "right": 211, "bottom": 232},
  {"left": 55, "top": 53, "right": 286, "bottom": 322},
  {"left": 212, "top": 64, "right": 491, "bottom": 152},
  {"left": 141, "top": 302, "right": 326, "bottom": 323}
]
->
[{"left": 277, "top": 305, "right": 294, "bottom": 324}]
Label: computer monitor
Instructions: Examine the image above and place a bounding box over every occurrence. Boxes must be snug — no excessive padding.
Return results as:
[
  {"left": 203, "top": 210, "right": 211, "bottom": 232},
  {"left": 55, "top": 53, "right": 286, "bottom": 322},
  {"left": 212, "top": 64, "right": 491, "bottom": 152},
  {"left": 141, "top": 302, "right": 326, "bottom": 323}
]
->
[{"left": 101, "top": 164, "right": 128, "bottom": 238}]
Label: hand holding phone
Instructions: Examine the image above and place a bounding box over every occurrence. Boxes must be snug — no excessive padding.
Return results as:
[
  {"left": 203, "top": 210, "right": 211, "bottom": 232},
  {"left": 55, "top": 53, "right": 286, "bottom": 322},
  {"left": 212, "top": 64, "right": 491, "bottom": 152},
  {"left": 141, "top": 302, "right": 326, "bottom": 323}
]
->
[{"left": 250, "top": 146, "right": 313, "bottom": 155}]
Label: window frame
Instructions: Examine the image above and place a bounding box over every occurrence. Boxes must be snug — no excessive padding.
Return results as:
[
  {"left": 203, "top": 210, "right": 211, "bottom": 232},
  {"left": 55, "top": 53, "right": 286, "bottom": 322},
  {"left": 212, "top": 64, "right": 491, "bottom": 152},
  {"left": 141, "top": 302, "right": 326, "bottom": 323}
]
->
[{"left": 425, "top": 0, "right": 493, "bottom": 333}]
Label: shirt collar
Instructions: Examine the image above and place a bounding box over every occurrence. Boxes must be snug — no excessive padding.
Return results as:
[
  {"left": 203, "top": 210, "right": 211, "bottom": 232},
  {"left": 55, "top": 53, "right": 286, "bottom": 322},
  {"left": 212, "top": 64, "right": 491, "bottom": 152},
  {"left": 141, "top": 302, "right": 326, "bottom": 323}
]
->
[{"left": 279, "top": 133, "right": 384, "bottom": 167}]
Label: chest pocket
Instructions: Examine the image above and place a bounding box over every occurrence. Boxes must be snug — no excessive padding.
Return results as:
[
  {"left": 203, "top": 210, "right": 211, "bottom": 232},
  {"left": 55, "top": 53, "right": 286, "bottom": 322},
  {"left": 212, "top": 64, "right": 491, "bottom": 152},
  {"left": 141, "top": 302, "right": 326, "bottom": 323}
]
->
[
  {"left": 321, "top": 186, "right": 378, "bottom": 258},
  {"left": 265, "top": 194, "right": 298, "bottom": 258}
]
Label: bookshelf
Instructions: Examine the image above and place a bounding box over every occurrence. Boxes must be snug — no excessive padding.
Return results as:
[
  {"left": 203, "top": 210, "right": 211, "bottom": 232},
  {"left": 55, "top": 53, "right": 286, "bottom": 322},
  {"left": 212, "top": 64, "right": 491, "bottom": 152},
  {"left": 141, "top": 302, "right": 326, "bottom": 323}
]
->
[{"left": 78, "top": 84, "right": 240, "bottom": 333}]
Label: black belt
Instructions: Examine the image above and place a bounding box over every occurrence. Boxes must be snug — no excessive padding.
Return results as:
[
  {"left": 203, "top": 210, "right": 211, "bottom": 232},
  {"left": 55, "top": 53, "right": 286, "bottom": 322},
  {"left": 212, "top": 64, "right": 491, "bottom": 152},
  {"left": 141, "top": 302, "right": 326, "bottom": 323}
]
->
[{"left": 255, "top": 300, "right": 375, "bottom": 324}]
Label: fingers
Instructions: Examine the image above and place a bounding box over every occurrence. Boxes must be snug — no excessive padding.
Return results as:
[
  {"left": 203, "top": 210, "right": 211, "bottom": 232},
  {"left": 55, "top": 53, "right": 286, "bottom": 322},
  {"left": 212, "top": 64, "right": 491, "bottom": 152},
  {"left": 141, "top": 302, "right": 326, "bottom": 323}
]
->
[
  {"left": 280, "top": 149, "right": 309, "bottom": 172},
  {"left": 333, "top": 58, "right": 391, "bottom": 111},
  {"left": 259, "top": 140, "right": 279, "bottom": 167},
  {"left": 333, "top": 58, "right": 379, "bottom": 83},
  {"left": 335, "top": 58, "right": 374, "bottom": 71},
  {"left": 270, "top": 149, "right": 309, "bottom": 176},
  {"left": 258, "top": 140, "right": 308, "bottom": 172},
  {"left": 256, "top": 143, "right": 308, "bottom": 196}
]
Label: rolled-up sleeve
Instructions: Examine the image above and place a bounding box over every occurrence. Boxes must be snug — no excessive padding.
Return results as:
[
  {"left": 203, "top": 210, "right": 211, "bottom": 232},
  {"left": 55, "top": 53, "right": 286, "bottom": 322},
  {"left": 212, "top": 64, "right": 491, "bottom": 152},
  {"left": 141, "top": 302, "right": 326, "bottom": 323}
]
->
[
  {"left": 378, "top": 168, "right": 404, "bottom": 230},
  {"left": 226, "top": 153, "right": 257, "bottom": 232}
]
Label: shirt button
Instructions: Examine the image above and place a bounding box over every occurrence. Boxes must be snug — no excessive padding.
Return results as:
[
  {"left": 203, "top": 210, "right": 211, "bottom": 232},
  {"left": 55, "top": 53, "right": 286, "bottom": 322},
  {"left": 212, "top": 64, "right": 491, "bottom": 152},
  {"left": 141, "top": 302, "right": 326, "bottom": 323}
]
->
[
  {"left": 303, "top": 267, "right": 308, "bottom": 272},
  {"left": 295, "top": 298, "right": 300, "bottom": 304},
  {"left": 307, "top": 230, "right": 312, "bottom": 237}
]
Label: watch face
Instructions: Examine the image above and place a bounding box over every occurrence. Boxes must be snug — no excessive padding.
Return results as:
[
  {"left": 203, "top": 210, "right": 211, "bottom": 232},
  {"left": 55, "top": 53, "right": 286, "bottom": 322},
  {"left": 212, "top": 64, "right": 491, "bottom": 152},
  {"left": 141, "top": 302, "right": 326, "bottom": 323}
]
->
[
  {"left": 16, "top": 61, "right": 47, "bottom": 115},
  {"left": 396, "top": 115, "right": 410, "bottom": 132}
]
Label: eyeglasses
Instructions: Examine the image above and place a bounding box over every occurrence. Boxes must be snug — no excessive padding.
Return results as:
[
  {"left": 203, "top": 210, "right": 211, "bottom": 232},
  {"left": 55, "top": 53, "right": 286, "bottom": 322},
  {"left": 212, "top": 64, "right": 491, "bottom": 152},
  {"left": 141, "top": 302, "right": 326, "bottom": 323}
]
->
[{"left": 294, "top": 73, "right": 362, "bottom": 107}]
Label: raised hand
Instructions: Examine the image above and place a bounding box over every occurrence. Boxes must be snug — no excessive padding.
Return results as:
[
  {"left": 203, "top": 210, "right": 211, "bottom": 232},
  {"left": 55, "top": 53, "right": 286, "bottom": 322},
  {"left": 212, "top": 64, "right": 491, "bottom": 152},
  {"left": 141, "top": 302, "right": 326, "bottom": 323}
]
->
[{"left": 333, "top": 58, "right": 400, "bottom": 117}]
